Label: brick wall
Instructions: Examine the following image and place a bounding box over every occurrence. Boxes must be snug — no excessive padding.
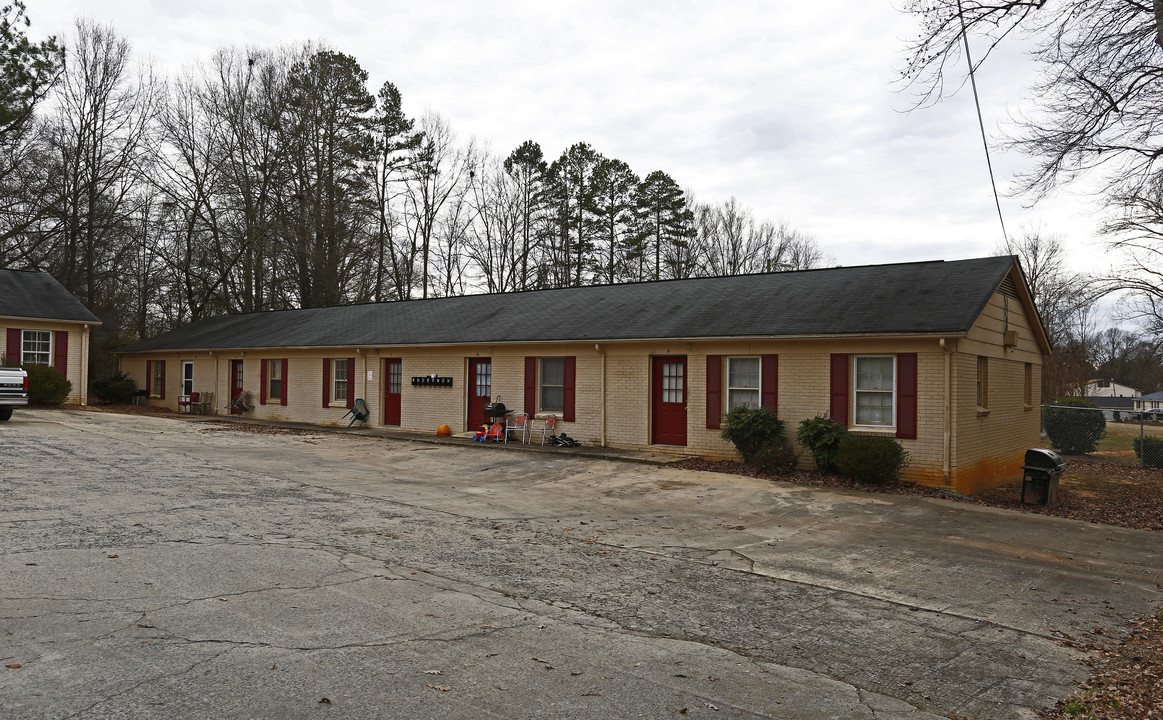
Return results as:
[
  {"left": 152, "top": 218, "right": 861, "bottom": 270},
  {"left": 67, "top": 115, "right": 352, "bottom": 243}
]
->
[
  {"left": 2, "top": 321, "right": 91, "bottom": 403},
  {"left": 120, "top": 326, "right": 1044, "bottom": 495}
]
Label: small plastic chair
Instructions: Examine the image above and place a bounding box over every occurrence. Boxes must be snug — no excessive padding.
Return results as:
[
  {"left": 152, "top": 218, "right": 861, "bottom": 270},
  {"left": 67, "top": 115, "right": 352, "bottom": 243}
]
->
[
  {"left": 343, "top": 398, "right": 370, "bottom": 427},
  {"left": 528, "top": 414, "right": 556, "bottom": 445},
  {"left": 177, "top": 391, "right": 199, "bottom": 414},
  {"left": 505, "top": 412, "right": 530, "bottom": 443}
]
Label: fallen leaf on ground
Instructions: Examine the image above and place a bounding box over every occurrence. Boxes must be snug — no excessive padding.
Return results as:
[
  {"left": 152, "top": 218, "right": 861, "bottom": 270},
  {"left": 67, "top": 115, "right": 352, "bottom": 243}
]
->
[{"left": 426, "top": 683, "right": 450, "bottom": 691}]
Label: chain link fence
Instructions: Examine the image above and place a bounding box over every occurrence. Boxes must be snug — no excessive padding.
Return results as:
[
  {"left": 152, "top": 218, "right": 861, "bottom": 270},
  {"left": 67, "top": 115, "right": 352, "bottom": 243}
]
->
[{"left": 1040, "top": 403, "right": 1163, "bottom": 468}]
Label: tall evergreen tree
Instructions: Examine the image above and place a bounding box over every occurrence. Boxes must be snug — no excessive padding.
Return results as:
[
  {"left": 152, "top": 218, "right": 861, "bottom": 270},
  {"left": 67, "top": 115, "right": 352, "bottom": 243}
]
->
[
  {"left": 633, "top": 170, "right": 692, "bottom": 281},
  {"left": 547, "top": 142, "right": 601, "bottom": 287},
  {"left": 588, "top": 157, "right": 638, "bottom": 284},
  {"left": 369, "top": 80, "right": 419, "bottom": 301},
  {"left": 278, "top": 49, "right": 374, "bottom": 308},
  {"left": 502, "top": 140, "right": 547, "bottom": 290}
]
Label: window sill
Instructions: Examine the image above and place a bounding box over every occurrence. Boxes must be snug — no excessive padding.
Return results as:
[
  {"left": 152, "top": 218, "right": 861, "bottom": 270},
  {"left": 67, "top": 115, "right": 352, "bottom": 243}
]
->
[
  {"left": 849, "top": 426, "right": 896, "bottom": 437},
  {"left": 976, "top": 408, "right": 991, "bottom": 418},
  {"left": 1024, "top": 404, "right": 1035, "bottom": 412}
]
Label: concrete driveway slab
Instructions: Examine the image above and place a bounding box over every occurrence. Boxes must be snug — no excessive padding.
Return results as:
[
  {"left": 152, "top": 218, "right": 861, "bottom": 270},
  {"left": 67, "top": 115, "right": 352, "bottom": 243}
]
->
[{"left": 2, "top": 409, "right": 1161, "bottom": 719}]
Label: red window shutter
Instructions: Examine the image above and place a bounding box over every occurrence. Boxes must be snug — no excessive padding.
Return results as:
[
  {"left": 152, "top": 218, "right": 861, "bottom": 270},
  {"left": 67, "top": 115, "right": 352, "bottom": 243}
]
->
[
  {"left": 896, "top": 353, "right": 918, "bottom": 439},
  {"left": 706, "top": 355, "right": 722, "bottom": 429},
  {"left": 562, "top": 356, "right": 576, "bottom": 422},
  {"left": 53, "top": 331, "right": 68, "bottom": 376},
  {"left": 524, "top": 356, "right": 537, "bottom": 415},
  {"left": 322, "top": 359, "right": 330, "bottom": 408},
  {"left": 761, "top": 354, "right": 778, "bottom": 411},
  {"left": 260, "top": 359, "right": 268, "bottom": 404},
  {"left": 146, "top": 360, "right": 152, "bottom": 396},
  {"left": 829, "top": 354, "right": 849, "bottom": 426},
  {"left": 159, "top": 360, "right": 166, "bottom": 399},
  {"left": 6, "top": 328, "right": 20, "bottom": 364},
  {"left": 281, "top": 359, "right": 289, "bottom": 406},
  {"left": 347, "top": 358, "right": 356, "bottom": 409}
]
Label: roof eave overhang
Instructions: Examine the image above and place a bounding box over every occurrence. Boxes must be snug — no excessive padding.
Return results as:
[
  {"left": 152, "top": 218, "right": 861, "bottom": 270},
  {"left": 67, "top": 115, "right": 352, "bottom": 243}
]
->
[
  {"left": 0, "top": 314, "right": 102, "bottom": 326},
  {"left": 113, "top": 331, "right": 972, "bottom": 355}
]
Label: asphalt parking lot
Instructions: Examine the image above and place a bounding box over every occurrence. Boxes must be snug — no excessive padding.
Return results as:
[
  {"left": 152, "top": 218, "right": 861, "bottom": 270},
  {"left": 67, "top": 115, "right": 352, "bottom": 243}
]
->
[{"left": 2, "top": 409, "right": 1162, "bottom": 719}]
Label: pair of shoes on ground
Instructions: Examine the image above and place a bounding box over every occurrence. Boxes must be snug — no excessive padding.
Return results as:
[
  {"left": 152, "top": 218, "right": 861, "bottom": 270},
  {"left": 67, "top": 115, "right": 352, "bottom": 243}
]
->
[{"left": 547, "top": 433, "right": 580, "bottom": 447}]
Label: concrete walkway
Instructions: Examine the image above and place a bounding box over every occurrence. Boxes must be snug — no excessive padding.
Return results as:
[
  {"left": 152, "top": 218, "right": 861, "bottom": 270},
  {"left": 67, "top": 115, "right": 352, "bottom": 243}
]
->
[{"left": 2, "top": 408, "right": 1161, "bottom": 719}]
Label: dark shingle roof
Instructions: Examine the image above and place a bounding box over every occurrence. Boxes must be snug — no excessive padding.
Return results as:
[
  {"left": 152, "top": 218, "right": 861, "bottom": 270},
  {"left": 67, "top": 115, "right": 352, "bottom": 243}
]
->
[
  {"left": 0, "top": 269, "right": 101, "bottom": 323},
  {"left": 118, "top": 256, "right": 1019, "bottom": 352}
]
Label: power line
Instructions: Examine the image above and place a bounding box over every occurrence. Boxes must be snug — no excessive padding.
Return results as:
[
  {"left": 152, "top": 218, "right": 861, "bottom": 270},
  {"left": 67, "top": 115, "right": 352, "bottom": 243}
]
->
[{"left": 957, "top": 0, "right": 1010, "bottom": 246}]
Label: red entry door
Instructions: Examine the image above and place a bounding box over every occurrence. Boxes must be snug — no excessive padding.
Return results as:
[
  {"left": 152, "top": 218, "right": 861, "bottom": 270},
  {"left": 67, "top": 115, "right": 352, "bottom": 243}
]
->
[
  {"left": 651, "top": 356, "right": 687, "bottom": 446},
  {"left": 230, "top": 359, "right": 244, "bottom": 414},
  {"left": 467, "top": 358, "right": 492, "bottom": 430},
  {"left": 384, "top": 358, "right": 402, "bottom": 426}
]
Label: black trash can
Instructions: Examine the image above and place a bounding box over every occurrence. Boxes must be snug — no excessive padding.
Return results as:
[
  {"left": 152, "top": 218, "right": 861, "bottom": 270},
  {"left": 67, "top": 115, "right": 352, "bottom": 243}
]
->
[{"left": 1021, "top": 448, "right": 1065, "bottom": 508}]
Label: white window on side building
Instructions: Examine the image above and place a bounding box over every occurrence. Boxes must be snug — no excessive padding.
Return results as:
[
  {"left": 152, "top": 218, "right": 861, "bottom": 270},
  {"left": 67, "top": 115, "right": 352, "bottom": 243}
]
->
[
  {"left": 726, "top": 357, "right": 760, "bottom": 409},
  {"left": 854, "top": 355, "right": 894, "bottom": 427}
]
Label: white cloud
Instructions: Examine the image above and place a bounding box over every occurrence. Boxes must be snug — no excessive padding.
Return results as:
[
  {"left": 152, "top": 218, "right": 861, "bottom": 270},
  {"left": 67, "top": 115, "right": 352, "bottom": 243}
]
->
[{"left": 29, "top": 0, "right": 1108, "bottom": 270}]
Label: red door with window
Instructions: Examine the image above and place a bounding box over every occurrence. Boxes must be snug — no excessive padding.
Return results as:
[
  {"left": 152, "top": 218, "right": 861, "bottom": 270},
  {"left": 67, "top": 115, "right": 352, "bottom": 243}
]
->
[
  {"left": 651, "top": 356, "right": 687, "bottom": 446},
  {"left": 467, "top": 358, "right": 492, "bottom": 430},
  {"left": 384, "top": 358, "right": 402, "bottom": 426},
  {"left": 230, "top": 359, "right": 244, "bottom": 414}
]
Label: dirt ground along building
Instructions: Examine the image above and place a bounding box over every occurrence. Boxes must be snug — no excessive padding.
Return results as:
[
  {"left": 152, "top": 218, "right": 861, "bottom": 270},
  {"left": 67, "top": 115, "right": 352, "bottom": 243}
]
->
[{"left": 116, "top": 255, "right": 1048, "bottom": 495}]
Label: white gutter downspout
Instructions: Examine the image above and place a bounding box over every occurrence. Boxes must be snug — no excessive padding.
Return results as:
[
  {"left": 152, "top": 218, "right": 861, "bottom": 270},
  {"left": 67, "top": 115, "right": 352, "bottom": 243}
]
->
[
  {"left": 356, "top": 348, "right": 366, "bottom": 401},
  {"left": 940, "top": 337, "right": 952, "bottom": 483},
  {"left": 81, "top": 325, "right": 90, "bottom": 405},
  {"left": 595, "top": 343, "right": 606, "bottom": 447}
]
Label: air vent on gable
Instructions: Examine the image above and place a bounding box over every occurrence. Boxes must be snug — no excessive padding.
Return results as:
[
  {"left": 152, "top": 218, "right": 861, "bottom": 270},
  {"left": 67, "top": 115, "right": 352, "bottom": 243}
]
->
[{"left": 998, "top": 275, "right": 1019, "bottom": 299}]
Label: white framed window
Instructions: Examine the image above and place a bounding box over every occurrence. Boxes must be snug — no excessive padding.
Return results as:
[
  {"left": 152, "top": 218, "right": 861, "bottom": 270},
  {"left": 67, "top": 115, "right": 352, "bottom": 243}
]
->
[
  {"left": 22, "top": 330, "right": 51, "bottom": 365},
  {"left": 540, "top": 357, "right": 564, "bottom": 412},
  {"left": 182, "top": 361, "right": 194, "bottom": 397},
  {"left": 727, "top": 356, "right": 760, "bottom": 409},
  {"left": 333, "top": 359, "right": 348, "bottom": 403},
  {"left": 268, "top": 359, "right": 282, "bottom": 401},
  {"left": 388, "top": 360, "right": 402, "bottom": 395},
  {"left": 854, "top": 355, "right": 894, "bottom": 427}
]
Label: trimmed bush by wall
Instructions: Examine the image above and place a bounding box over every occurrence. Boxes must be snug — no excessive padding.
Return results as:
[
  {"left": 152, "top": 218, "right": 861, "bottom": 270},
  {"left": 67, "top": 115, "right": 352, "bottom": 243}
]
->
[
  {"left": 834, "top": 435, "right": 910, "bottom": 485},
  {"left": 24, "top": 364, "right": 72, "bottom": 405}
]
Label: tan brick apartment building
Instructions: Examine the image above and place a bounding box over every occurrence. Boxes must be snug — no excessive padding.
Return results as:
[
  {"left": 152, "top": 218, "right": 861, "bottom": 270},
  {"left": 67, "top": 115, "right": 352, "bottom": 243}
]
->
[
  {"left": 116, "top": 256, "right": 1048, "bottom": 495},
  {"left": 1, "top": 268, "right": 100, "bottom": 404}
]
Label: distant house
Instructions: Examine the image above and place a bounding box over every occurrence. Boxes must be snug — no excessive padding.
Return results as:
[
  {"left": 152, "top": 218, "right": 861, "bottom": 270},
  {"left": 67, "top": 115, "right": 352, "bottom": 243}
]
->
[
  {"left": 1, "top": 268, "right": 101, "bottom": 403},
  {"left": 115, "top": 256, "right": 1050, "bottom": 495},
  {"left": 1075, "top": 378, "right": 1141, "bottom": 398},
  {"left": 1134, "top": 391, "right": 1163, "bottom": 413}
]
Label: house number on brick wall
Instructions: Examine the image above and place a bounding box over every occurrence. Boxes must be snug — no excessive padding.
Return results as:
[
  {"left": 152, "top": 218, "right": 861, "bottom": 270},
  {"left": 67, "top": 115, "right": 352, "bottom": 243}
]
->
[{"left": 412, "top": 376, "right": 453, "bottom": 387}]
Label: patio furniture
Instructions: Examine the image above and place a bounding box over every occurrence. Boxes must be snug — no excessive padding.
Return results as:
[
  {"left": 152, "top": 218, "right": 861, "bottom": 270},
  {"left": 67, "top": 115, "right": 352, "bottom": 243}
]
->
[{"left": 344, "top": 398, "right": 370, "bottom": 427}]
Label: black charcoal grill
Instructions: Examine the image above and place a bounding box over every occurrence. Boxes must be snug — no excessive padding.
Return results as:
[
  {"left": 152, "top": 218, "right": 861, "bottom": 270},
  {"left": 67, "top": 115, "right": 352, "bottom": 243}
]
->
[
  {"left": 1021, "top": 448, "right": 1065, "bottom": 507},
  {"left": 482, "top": 401, "right": 509, "bottom": 424}
]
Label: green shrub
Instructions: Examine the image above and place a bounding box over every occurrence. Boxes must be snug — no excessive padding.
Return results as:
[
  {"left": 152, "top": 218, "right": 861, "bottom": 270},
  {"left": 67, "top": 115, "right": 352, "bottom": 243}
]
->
[
  {"left": 91, "top": 370, "right": 137, "bottom": 404},
  {"left": 752, "top": 436, "right": 800, "bottom": 473},
  {"left": 834, "top": 435, "right": 910, "bottom": 484},
  {"left": 720, "top": 406, "right": 792, "bottom": 466},
  {"left": 1042, "top": 398, "right": 1106, "bottom": 455},
  {"left": 795, "top": 414, "right": 848, "bottom": 472},
  {"left": 1133, "top": 436, "right": 1163, "bottom": 469},
  {"left": 23, "top": 363, "right": 71, "bottom": 405},
  {"left": 1112, "top": 410, "right": 1122, "bottom": 422}
]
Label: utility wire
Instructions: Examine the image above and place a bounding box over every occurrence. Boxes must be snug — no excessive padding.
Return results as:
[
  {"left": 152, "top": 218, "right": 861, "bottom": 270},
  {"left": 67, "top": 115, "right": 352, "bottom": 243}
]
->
[{"left": 957, "top": 0, "right": 1010, "bottom": 246}]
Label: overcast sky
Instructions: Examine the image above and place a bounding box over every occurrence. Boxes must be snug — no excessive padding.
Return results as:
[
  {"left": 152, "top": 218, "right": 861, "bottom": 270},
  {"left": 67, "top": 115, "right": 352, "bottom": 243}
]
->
[{"left": 30, "top": 0, "right": 1108, "bottom": 272}]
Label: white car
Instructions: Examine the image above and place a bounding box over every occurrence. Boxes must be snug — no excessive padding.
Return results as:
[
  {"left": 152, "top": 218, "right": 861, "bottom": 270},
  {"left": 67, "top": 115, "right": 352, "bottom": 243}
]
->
[{"left": 0, "top": 366, "right": 29, "bottom": 421}]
